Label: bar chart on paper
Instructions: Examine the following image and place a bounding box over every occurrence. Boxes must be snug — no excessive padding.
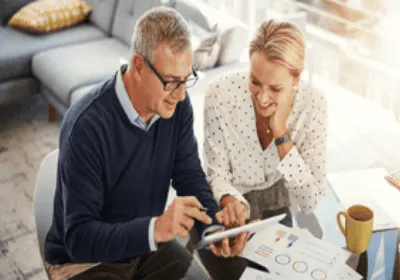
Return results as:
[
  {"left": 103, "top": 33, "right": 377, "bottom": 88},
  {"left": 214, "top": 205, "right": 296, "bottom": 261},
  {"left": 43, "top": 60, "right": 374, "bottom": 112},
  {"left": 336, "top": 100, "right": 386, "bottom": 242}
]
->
[
  {"left": 241, "top": 224, "right": 362, "bottom": 280},
  {"left": 255, "top": 245, "right": 273, "bottom": 258}
]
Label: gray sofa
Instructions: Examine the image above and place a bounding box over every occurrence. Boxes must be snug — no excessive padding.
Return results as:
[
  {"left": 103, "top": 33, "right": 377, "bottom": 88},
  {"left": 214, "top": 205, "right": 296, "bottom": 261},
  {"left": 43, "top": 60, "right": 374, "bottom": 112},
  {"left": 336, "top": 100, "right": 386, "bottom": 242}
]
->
[
  {"left": 0, "top": 0, "right": 248, "bottom": 118},
  {"left": 0, "top": 0, "right": 119, "bottom": 104}
]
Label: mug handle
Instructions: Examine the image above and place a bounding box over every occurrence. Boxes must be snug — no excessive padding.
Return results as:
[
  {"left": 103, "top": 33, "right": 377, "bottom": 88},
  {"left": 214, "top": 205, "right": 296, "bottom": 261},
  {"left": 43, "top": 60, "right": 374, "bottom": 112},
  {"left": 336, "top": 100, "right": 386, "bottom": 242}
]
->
[{"left": 336, "top": 211, "right": 348, "bottom": 236}]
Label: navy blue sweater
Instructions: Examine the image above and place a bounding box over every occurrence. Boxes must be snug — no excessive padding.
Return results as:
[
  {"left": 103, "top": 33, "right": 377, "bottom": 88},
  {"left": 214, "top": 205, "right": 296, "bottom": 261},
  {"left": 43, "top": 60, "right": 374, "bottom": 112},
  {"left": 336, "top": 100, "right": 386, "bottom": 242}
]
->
[{"left": 45, "top": 74, "right": 219, "bottom": 264}]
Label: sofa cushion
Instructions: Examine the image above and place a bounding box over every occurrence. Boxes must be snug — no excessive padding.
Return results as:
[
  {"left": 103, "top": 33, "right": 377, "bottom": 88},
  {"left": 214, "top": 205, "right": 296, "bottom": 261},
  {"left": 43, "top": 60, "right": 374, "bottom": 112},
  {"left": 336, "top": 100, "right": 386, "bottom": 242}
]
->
[
  {"left": 8, "top": 0, "right": 92, "bottom": 34},
  {"left": 0, "top": 0, "right": 33, "bottom": 25},
  {"left": 70, "top": 83, "right": 101, "bottom": 105},
  {"left": 85, "top": 0, "right": 119, "bottom": 34},
  {"left": 0, "top": 24, "right": 105, "bottom": 82},
  {"left": 188, "top": 20, "right": 221, "bottom": 71},
  {"left": 32, "top": 38, "right": 130, "bottom": 106},
  {"left": 174, "top": 0, "right": 248, "bottom": 66},
  {"left": 111, "top": 0, "right": 169, "bottom": 46},
  {"left": 173, "top": 0, "right": 212, "bottom": 31}
]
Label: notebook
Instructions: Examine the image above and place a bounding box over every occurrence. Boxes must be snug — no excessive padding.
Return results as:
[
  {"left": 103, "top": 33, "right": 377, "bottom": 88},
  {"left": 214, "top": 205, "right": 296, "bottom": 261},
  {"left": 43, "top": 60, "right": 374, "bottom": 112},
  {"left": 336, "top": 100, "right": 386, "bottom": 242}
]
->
[{"left": 327, "top": 168, "right": 400, "bottom": 231}]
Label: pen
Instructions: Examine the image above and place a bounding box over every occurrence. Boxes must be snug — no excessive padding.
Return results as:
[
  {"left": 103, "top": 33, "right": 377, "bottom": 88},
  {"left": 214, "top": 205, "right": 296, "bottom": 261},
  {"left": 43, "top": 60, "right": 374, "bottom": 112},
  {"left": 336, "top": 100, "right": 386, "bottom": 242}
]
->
[{"left": 200, "top": 207, "right": 208, "bottom": 212}]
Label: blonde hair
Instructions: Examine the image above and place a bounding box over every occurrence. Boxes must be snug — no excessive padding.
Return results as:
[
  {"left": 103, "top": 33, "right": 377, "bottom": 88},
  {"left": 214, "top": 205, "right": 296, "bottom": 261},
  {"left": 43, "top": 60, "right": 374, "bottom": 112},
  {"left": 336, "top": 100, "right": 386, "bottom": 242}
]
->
[
  {"left": 131, "top": 7, "right": 190, "bottom": 63},
  {"left": 249, "top": 19, "right": 305, "bottom": 78}
]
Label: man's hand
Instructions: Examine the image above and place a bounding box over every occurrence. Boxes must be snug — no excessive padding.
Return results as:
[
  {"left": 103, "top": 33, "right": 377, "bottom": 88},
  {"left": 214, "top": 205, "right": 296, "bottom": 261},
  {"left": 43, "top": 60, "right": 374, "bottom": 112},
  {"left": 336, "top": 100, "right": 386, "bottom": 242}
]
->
[
  {"left": 217, "top": 195, "right": 249, "bottom": 228},
  {"left": 154, "top": 196, "right": 212, "bottom": 243}
]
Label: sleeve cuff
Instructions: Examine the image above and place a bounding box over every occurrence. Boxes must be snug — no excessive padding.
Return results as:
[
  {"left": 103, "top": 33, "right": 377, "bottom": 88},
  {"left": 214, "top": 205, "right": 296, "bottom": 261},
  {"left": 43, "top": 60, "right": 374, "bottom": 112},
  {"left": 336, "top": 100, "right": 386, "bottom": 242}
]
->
[
  {"left": 148, "top": 217, "right": 158, "bottom": 252},
  {"left": 201, "top": 225, "right": 225, "bottom": 251},
  {"left": 277, "top": 146, "right": 313, "bottom": 187}
]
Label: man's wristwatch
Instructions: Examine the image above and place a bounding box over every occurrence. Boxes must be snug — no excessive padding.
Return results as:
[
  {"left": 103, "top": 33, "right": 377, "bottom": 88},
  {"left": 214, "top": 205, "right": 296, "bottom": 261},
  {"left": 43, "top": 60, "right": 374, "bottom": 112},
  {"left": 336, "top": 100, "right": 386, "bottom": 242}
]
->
[{"left": 274, "top": 132, "right": 291, "bottom": 146}]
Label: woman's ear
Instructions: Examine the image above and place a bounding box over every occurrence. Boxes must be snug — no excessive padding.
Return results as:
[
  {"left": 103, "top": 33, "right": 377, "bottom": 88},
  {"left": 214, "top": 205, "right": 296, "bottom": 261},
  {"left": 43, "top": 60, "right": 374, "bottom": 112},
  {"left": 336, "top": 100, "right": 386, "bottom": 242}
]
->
[{"left": 292, "top": 75, "right": 300, "bottom": 90}]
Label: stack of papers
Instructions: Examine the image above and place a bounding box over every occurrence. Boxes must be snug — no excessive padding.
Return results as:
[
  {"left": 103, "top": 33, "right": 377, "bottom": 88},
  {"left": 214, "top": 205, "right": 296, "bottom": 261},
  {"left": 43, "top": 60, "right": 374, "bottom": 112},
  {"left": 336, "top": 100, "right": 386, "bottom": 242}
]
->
[{"left": 240, "top": 224, "right": 362, "bottom": 280}]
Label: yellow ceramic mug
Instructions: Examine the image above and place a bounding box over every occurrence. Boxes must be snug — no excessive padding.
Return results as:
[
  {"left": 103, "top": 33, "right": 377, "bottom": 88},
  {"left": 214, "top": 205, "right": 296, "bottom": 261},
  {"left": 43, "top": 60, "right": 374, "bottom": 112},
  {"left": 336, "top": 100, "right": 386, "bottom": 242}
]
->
[{"left": 336, "top": 204, "right": 374, "bottom": 254}]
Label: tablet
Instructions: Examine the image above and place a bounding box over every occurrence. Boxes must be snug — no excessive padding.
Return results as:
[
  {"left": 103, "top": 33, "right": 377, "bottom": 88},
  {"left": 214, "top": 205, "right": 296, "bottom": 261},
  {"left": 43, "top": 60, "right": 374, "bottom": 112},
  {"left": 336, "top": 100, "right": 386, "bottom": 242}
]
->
[{"left": 196, "top": 213, "right": 286, "bottom": 250}]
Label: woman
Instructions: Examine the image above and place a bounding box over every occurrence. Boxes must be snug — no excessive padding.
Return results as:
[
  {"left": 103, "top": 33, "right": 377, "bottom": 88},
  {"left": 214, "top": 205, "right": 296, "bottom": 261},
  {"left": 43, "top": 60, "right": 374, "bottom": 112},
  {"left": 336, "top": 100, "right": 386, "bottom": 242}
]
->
[{"left": 199, "top": 19, "right": 328, "bottom": 279}]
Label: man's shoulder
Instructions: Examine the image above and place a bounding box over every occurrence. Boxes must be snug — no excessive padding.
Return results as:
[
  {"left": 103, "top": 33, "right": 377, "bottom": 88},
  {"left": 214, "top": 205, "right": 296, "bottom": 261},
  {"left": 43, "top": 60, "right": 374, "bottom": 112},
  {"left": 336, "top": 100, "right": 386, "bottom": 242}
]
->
[{"left": 60, "top": 76, "right": 116, "bottom": 145}]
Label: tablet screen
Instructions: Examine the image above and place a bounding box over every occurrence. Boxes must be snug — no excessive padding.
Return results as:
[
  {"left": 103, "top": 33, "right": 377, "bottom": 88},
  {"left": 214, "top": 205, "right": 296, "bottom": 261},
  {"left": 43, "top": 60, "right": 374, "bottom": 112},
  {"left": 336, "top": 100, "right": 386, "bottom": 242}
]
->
[{"left": 196, "top": 213, "right": 286, "bottom": 249}]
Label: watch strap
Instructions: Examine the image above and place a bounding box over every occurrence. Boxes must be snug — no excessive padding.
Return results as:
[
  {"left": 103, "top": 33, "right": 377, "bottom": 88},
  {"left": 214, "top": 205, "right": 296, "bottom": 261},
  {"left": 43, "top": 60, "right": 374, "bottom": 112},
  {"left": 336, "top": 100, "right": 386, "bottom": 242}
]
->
[{"left": 274, "top": 132, "right": 291, "bottom": 146}]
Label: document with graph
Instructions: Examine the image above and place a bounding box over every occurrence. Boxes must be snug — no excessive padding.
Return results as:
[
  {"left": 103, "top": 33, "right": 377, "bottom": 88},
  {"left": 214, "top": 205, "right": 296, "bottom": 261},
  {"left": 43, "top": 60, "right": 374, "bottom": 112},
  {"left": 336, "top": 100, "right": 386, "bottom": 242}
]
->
[{"left": 240, "top": 224, "right": 362, "bottom": 280}]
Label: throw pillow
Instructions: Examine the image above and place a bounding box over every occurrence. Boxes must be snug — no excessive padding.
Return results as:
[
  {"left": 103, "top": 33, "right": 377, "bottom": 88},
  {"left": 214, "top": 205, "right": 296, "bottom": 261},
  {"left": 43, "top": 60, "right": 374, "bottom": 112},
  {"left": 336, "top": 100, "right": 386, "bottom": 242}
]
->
[
  {"left": 8, "top": 0, "right": 92, "bottom": 33},
  {"left": 188, "top": 20, "right": 221, "bottom": 71}
]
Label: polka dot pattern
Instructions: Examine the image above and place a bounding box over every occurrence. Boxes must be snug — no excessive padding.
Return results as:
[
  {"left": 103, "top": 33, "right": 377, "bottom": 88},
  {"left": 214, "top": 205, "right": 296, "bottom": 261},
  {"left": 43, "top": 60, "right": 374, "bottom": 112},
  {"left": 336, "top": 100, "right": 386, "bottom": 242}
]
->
[{"left": 203, "top": 70, "right": 328, "bottom": 214}]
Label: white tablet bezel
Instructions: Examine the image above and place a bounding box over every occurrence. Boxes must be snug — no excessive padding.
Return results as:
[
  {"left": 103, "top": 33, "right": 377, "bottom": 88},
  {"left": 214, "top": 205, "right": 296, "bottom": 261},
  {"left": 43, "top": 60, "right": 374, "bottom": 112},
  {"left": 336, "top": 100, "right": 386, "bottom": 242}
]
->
[{"left": 196, "top": 213, "right": 287, "bottom": 249}]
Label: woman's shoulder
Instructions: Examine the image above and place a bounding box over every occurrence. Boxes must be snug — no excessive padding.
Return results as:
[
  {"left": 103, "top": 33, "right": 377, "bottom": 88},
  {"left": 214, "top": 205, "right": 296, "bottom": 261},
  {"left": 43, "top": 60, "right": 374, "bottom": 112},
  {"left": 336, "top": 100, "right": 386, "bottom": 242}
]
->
[
  {"left": 297, "top": 82, "right": 327, "bottom": 112},
  {"left": 205, "top": 70, "right": 249, "bottom": 104}
]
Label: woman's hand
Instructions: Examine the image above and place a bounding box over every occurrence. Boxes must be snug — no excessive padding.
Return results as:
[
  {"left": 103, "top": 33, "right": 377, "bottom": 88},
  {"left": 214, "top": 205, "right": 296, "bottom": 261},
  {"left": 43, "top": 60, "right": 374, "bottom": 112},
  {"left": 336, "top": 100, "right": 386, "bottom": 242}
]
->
[
  {"left": 208, "top": 219, "right": 260, "bottom": 258},
  {"left": 269, "top": 87, "right": 296, "bottom": 137},
  {"left": 216, "top": 195, "right": 248, "bottom": 228},
  {"left": 209, "top": 231, "right": 250, "bottom": 258}
]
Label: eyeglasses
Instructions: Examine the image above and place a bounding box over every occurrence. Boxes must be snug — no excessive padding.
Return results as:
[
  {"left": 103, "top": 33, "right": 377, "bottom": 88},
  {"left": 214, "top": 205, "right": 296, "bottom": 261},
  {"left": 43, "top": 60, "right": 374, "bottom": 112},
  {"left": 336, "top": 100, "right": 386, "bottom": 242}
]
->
[{"left": 142, "top": 56, "right": 198, "bottom": 92}]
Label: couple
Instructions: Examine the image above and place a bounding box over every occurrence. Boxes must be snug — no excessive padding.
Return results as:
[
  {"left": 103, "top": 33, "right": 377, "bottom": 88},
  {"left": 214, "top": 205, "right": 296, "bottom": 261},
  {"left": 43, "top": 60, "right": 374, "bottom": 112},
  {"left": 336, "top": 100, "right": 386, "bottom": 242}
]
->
[{"left": 44, "top": 6, "right": 327, "bottom": 280}]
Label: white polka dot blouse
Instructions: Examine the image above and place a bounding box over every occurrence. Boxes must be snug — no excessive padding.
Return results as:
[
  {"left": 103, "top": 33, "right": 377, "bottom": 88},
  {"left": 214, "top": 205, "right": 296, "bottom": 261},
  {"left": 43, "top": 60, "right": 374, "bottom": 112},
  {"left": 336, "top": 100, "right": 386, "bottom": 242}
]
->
[{"left": 203, "top": 71, "right": 328, "bottom": 214}]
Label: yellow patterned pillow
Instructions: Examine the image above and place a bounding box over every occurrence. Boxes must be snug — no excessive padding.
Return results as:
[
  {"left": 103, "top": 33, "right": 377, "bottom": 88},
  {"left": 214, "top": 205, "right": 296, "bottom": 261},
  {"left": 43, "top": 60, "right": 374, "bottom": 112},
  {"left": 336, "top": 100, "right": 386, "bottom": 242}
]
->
[{"left": 8, "top": 0, "right": 92, "bottom": 33}]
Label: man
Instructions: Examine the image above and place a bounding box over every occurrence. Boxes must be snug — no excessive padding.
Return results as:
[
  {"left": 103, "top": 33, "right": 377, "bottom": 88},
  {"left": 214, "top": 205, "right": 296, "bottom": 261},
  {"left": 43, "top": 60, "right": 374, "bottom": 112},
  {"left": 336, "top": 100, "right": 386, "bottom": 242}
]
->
[{"left": 44, "top": 7, "right": 249, "bottom": 280}]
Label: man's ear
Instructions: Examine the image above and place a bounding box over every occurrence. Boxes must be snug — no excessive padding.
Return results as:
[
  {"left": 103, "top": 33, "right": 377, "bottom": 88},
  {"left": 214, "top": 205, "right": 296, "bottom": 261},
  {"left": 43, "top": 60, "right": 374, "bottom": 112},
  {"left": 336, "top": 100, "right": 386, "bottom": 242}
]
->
[{"left": 132, "top": 54, "right": 144, "bottom": 76}]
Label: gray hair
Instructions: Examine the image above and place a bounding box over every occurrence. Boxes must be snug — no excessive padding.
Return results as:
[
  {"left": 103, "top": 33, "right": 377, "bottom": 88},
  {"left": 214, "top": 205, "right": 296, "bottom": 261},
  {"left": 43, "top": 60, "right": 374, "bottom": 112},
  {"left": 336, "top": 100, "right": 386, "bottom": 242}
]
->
[{"left": 131, "top": 6, "right": 191, "bottom": 63}]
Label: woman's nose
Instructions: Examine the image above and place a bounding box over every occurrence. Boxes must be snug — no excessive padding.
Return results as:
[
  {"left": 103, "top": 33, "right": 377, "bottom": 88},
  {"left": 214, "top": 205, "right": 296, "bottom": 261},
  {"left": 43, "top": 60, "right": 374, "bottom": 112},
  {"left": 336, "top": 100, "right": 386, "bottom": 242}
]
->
[{"left": 257, "top": 88, "right": 272, "bottom": 103}]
